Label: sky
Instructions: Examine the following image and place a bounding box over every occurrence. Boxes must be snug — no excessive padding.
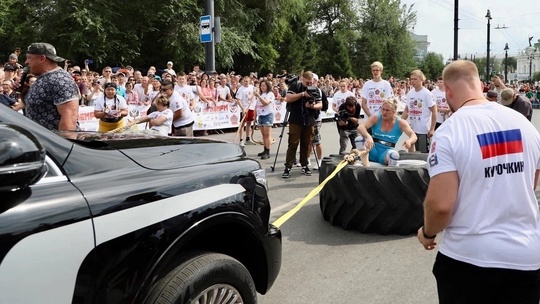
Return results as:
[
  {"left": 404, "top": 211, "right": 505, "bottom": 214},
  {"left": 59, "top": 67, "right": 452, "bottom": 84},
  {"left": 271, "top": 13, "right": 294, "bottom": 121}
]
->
[{"left": 401, "top": 0, "right": 540, "bottom": 61}]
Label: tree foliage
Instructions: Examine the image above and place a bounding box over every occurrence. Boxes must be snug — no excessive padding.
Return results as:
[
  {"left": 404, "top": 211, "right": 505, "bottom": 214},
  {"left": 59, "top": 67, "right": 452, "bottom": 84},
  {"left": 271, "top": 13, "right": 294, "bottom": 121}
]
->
[
  {"left": 0, "top": 0, "right": 420, "bottom": 77},
  {"left": 419, "top": 52, "right": 444, "bottom": 81}
]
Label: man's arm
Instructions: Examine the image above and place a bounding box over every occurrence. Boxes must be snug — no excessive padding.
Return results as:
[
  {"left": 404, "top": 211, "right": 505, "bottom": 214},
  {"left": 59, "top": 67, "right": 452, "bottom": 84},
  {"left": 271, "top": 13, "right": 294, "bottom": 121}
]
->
[
  {"left": 357, "top": 115, "right": 378, "bottom": 150},
  {"left": 361, "top": 97, "right": 372, "bottom": 117},
  {"left": 401, "top": 106, "right": 409, "bottom": 121},
  {"left": 398, "top": 119, "right": 417, "bottom": 150},
  {"left": 417, "top": 171, "right": 458, "bottom": 250},
  {"left": 534, "top": 169, "right": 540, "bottom": 191},
  {"left": 428, "top": 105, "right": 437, "bottom": 137},
  {"left": 57, "top": 99, "right": 79, "bottom": 131}
]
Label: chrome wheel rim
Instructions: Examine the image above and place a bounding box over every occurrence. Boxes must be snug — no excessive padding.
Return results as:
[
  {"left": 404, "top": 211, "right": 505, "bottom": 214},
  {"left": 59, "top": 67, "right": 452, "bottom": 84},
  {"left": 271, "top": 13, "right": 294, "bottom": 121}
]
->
[{"left": 192, "top": 284, "right": 244, "bottom": 304}]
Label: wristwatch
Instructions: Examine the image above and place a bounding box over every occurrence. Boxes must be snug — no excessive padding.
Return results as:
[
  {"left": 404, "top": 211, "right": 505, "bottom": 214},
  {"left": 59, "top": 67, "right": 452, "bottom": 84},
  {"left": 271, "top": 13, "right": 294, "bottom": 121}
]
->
[{"left": 422, "top": 226, "right": 436, "bottom": 239}]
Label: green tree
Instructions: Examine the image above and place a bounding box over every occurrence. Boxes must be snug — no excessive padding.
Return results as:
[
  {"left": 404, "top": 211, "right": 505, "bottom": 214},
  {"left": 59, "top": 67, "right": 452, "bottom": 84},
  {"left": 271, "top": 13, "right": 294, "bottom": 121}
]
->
[
  {"left": 534, "top": 71, "right": 540, "bottom": 82},
  {"left": 419, "top": 52, "right": 444, "bottom": 81},
  {"left": 354, "top": 0, "right": 418, "bottom": 78}
]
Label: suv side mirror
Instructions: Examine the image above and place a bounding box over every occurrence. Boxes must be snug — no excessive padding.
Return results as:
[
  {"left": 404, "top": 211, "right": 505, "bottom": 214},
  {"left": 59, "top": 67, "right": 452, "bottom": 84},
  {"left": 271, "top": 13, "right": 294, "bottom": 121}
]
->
[{"left": 0, "top": 123, "right": 47, "bottom": 192}]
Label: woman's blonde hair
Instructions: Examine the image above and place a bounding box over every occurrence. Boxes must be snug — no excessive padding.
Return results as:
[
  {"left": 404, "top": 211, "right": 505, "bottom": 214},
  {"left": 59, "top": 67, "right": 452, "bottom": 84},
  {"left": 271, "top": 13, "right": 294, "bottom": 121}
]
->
[
  {"left": 155, "top": 96, "right": 170, "bottom": 107},
  {"left": 381, "top": 97, "right": 398, "bottom": 112}
]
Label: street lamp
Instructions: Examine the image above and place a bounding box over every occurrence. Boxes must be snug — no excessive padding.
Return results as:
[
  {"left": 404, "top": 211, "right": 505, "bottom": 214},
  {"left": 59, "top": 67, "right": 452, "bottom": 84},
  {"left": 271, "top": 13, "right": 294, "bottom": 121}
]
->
[
  {"left": 485, "top": 9, "right": 492, "bottom": 82},
  {"left": 526, "top": 45, "right": 535, "bottom": 83},
  {"left": 504, "top": 43, "right": 509, "bottom": 84}
]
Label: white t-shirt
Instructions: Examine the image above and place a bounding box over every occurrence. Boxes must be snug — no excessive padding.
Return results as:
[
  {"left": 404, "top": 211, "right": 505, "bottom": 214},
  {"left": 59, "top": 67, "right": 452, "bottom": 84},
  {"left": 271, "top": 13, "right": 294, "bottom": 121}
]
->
[
  {"left": 256, "top": 91, "right": 275, "bottom": 116},
  {"left": 164, "top": 68, "right": 176, "bottom": 76},
  {"left": 428, "top": 102, "right": 540, "bottom": 270},
  {"left": 217, "top": 85, "right": 231, "bottom": 102},
  {"left": 236, "top": 85, "right": 256, "bottom": 110},
  {"left": 405, "top": 87, "right": 435, "bottom": 134},
  {"left": 149, "top": 108, "right": 173, "bottom": 136},
  {"left": 174, "top": 84, "right": 195, "bottom": 103},
  {"left": 360, "top": 79, "right": 393, "bottom": 116},
  {"left": 94, "top": 94, "right": 128, "bottom": 117},
  {"left": 133, "top": 84, "right": 152, "bottom": 104},
  {"left": 332, "top": 90, "right": 355, "bottom": 111},
  {"left": 432, "top": 87, "right": 449, "bottom": 123},
  {"left": 169, "top": 91, "right": 194, "bottom": 128}
]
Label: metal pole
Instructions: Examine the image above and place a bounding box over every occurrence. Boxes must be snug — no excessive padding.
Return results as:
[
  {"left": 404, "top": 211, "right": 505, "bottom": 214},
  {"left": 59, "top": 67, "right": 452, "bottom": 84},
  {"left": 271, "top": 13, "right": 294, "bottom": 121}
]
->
[
  {"left": 485, "top": 10, "right": 491, "bottom": 82},
  {"left": 453, "top": 0, "right": 459, "bottom": 61},
  {"left": 204, "top": 0, "right": 215, "bottom": 74},
  {"left": 504, "top": 43, "right": 509, "bottom": 84}
]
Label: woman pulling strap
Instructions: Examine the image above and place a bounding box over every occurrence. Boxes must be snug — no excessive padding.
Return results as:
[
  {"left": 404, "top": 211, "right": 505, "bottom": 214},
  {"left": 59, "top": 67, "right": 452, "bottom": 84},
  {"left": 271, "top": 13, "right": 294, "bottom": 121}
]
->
[{"left": 93, "top": 82, "right": 128, "bottom": 132}]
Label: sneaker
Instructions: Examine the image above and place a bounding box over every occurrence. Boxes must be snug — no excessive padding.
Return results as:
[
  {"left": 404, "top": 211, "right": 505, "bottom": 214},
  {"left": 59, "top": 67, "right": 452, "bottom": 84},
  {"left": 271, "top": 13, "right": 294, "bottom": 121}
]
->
[
  {"left": 282, "top": 168, "right": 291, "bottom": 178},
  {"left": 260, "top": 152, "right": 270, "bottom": 160},
  {"left": 239, "top": 140, "right": 245, "bottom": 147},
  {"left": 294, "top": 159, "right": 301, "bottom": 167},
  {"left": 302, "top": 166, "right": 312, "bottom": 176}
]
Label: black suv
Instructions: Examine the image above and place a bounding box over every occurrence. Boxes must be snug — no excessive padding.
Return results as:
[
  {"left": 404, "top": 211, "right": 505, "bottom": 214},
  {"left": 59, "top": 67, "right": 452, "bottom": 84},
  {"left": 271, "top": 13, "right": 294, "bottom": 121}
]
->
[{"left": 0, "top": 105, "right": 281, "bottom": 303}]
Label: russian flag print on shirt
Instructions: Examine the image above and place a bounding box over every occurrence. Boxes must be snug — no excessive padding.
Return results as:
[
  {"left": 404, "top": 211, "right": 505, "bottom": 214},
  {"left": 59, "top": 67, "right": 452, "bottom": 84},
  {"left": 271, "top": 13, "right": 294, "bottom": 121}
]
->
[{"left": 477, "top": 129, "right": 523, "bottom": 159}]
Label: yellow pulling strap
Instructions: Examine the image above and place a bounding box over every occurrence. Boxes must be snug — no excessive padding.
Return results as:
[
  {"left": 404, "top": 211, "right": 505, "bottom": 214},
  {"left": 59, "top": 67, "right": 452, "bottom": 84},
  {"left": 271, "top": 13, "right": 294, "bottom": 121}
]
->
[{"left": 272, "top": 160, "right": 348, "bottom": 228}]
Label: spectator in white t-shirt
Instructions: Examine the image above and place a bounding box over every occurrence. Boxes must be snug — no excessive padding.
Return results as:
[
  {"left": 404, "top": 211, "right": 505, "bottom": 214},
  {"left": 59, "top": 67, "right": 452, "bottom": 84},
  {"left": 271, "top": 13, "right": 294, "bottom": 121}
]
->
[
  {"left": 332, "top": 79, "right": 355, "bottom": 113},
  {"left": 164, "top": 61, "right": 176, "bottom": 76},
  {"left": 174, "top": 72, "right": 195, "bottom": 110},
  {"left": 401, "top": 69, "right": 437, "bottom": 153},
  {"left": 217, "top": 76, "right": 233, "bottom": 104},
  {"left": 432, "top": 76, "right": 450, "bottom": 130},
  {"left": 360, "top": 61, "right": 394, "bottom": 117},
  {"left": 254, "top": 80, "right": 275, "bottom": 159}
]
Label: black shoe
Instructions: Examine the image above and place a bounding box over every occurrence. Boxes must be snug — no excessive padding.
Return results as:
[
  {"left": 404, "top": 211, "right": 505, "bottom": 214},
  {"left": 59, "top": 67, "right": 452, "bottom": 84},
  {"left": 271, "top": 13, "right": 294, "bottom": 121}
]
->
[
  {"left": 257, "top": 150, "right": 265, "bottom": 156},
  {"left": 302, "top": 166, "right": 312, "bottom": 176},
  {"left": 260, "top": 152, "right": 270, "bottom": 159},
  {"left": 282, "top": 168, "right": 291, "bottom": 178}
]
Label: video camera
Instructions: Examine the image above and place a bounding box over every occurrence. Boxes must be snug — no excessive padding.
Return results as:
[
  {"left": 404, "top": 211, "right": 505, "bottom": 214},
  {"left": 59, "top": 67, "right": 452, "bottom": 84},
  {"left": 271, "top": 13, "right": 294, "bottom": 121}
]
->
[
  {"left": 303, "top": 86, "right": 320, "bottom": 105},
  {"left": 335, "top": 110, "right": 350, "bottom": 121}
]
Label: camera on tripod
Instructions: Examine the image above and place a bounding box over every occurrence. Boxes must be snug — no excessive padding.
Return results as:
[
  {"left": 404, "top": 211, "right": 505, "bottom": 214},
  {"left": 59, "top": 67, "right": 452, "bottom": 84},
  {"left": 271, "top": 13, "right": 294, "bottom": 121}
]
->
[{"left": 335, "top": 110, "right": 350, "bottom": 121}]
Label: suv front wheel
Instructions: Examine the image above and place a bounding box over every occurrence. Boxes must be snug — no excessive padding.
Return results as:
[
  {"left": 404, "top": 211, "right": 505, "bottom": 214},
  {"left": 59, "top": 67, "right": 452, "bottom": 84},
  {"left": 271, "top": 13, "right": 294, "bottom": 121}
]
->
[{"left": 144, "top": 252, "right": 257, "bottom": 304}]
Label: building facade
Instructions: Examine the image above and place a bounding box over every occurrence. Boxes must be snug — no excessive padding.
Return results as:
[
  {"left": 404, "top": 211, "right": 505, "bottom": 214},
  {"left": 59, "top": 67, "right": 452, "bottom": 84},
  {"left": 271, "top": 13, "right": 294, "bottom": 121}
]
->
[{"left": 516, "top": 41, "right": 540, "bottom": 81}]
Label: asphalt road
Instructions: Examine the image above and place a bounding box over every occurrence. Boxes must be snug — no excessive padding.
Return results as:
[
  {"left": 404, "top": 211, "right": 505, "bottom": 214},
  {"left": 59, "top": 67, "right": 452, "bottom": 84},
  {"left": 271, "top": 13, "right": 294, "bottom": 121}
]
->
[{"left": 206, "top": 109, "right": 540, "bottom": 304}]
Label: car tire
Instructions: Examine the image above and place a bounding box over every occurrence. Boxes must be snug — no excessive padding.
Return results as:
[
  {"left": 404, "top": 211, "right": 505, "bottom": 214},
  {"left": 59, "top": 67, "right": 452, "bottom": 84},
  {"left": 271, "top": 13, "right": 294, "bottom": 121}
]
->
[
  {"left": 319, "top": 152, "right": 430, "bottom": 235},
  {"left": 144, "top": 252, "right": 257, "bottom": 304}
]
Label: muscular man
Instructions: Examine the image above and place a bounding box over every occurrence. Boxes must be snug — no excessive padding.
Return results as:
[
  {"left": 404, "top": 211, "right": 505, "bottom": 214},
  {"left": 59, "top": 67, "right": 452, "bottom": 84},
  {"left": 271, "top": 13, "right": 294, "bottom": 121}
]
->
[
  {"left": 418, "top": 60, "right": 540, "bottom": 304},
  {"left": 24, "top": 43, "right": 79, "bottom": 131}
]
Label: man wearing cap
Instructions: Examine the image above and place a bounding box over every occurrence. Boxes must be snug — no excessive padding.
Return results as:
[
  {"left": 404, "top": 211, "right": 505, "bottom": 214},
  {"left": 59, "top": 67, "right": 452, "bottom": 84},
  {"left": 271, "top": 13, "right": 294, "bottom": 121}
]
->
[
  {"left": 500, "top": 88, "right": 532, "bottom": 121},
  {"left": 24, "top": 42, "right": 79, "bottom": 131},
  {"left": 486, "top": 91, "right": 498, "bottom": 102},
  {"left": 165, "top": 61, "right": 176, "bottom": 77}
]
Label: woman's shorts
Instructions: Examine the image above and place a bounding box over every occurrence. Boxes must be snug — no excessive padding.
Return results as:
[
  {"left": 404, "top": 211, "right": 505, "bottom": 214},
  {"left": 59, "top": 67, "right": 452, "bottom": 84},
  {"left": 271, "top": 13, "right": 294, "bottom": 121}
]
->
[{"left": 257, "top": 113, "right": 274, "bottom": 127}]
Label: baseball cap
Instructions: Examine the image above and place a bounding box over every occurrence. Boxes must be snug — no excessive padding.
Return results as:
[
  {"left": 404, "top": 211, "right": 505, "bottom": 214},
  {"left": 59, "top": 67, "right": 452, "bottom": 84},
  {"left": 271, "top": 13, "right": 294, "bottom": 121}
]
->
[
  {"left": 3, "top": 64, "right": 16, "bottom": 71},
  {"left": 26, "top": 43, "right": 66, "bottom": 63},
  {"left": 500, "top": 88, "right": 515, "bottom": 106},
  {"left": 312, "top": 73, "right": 319, "bottom": 81},
  {"left": 486, "top": 91, "right": 498, "bottom": 99},
  {"left": 167, "top": 61, "right": 173, "bottom": 66},
  {"left": 117, "top": 72, "right": 126, "bottom": 77}
]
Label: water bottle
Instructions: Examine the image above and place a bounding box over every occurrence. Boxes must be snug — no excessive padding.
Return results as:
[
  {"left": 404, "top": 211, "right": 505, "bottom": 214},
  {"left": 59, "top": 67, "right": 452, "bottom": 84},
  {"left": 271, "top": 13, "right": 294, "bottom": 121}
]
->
[{"left": 354, "top": 136, "right": 366, "bottom": 150}]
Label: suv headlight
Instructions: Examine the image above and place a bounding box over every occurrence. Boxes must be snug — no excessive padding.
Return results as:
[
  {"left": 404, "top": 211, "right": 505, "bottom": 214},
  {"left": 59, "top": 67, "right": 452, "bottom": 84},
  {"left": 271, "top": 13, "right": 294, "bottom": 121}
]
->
[{"left": 251, "top": 169, "right": 267, "bottom": 190}]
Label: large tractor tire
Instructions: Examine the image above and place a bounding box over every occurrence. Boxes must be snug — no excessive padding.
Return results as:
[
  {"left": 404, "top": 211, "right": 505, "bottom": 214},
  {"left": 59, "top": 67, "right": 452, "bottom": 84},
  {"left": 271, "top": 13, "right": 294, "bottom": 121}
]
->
[{"left": 319, "top": 152, "right": 430, "bottom": 235}]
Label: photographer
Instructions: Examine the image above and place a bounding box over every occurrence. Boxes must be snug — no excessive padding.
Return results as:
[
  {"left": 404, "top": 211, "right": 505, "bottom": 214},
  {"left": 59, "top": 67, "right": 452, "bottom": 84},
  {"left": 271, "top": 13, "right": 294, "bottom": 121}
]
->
[
  {"left": 337, "top": 96, "right": 361, "bottom": 155},
  {"left": 282, "top": 71, "right": 322, "bottom": 178}
]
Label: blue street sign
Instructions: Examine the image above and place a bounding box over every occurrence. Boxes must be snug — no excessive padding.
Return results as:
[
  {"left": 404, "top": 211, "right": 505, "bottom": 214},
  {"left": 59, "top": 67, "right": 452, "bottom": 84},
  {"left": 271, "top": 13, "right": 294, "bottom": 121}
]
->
[{"left": 200, "top": 15, "right": 212, "bottom": 43}]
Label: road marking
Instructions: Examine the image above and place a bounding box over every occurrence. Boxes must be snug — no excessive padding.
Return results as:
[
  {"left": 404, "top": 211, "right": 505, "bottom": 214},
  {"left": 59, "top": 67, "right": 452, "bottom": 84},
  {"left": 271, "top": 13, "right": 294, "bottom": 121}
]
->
[{"left": 271, "top": 197, "right": 303, "bottom": 214}]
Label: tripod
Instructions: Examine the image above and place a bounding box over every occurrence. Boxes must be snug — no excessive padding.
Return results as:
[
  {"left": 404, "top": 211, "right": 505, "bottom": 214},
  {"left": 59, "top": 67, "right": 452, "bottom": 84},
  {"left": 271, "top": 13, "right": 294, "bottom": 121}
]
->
[{"left": 270, "top": 111, "right": 321, "bottom": 172}]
